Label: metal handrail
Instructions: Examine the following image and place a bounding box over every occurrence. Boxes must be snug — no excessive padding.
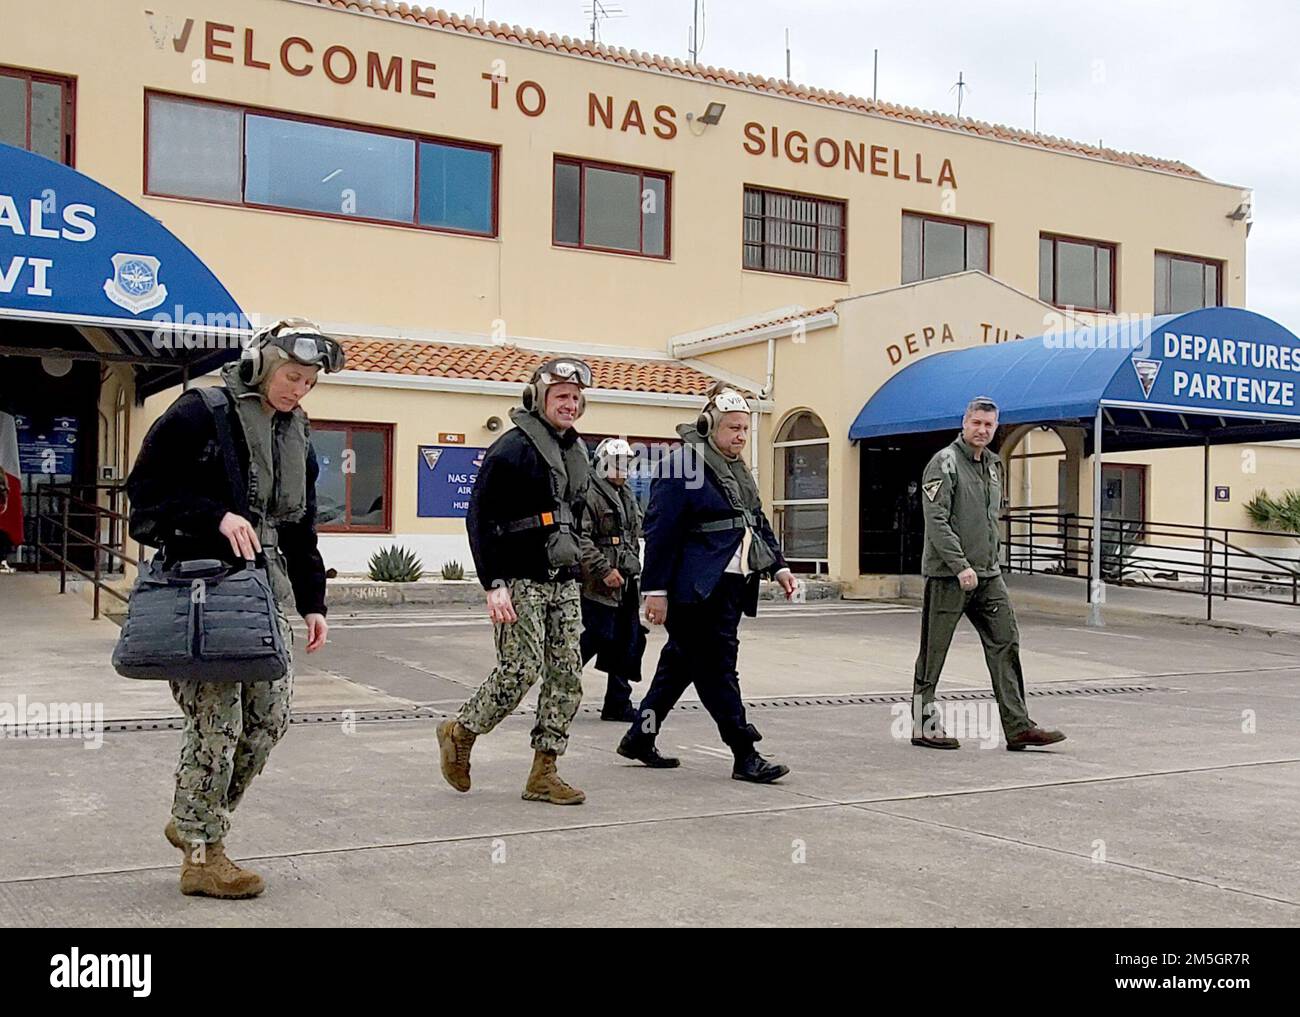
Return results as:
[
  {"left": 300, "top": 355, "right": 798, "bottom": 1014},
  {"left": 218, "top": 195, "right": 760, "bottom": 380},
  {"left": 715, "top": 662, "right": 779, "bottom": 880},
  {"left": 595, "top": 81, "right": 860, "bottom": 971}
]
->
[
  {"left": 33, "top": 484, "right": 140, "bottom": 620},
  {"left": 1000, "top": 509, "right": 1300, "bottom": 619}
]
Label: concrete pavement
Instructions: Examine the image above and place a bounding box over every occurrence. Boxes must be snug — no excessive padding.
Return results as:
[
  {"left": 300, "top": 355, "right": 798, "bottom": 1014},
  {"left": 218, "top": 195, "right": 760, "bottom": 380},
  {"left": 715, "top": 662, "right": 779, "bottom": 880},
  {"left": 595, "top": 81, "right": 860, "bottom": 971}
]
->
[{"left": 1, "top": 571, "right": 1297, "bottom": 926}]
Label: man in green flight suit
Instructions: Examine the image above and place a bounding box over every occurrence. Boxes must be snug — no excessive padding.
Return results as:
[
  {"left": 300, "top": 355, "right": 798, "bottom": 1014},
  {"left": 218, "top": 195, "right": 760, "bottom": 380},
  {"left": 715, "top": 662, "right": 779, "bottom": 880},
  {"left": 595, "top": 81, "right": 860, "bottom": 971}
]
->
[{"left": 912, "top": 396, "right": 1066, "bottom": 751}]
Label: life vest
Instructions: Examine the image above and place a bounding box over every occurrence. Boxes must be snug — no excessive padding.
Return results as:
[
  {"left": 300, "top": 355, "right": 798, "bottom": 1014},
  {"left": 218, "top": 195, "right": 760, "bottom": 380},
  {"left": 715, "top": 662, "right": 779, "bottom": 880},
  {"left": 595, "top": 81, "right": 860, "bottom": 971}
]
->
[
  {"left": 502, "top": 406, "right": 592, "bottom": 570},
  {"left": 677, "top": 423, "right": 777, "bottom": 574}
]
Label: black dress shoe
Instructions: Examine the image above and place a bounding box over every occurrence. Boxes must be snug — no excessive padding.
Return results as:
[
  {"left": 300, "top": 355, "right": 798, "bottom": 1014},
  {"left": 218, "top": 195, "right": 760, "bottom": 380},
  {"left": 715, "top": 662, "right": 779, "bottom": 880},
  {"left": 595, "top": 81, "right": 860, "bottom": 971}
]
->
[
  {"left": 1006, "top": 726, "right": 1067, "bottom": 751},
  {"left": 731, "top": 751, "right": 789, "bottom": 783},
  {"left": 600, "top": 702, "right": 639, "bottom": 723},
  {"left": 617, "top": 733, "right": 680, "bottom": 768}
]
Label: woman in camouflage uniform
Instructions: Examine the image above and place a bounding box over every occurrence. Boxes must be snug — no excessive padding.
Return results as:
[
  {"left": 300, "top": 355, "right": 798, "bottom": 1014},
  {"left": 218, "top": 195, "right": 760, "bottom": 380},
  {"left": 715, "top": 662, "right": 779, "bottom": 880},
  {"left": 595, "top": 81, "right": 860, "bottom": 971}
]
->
[{"left": 127, "top": 318, "right": 341, "bottom": 898}]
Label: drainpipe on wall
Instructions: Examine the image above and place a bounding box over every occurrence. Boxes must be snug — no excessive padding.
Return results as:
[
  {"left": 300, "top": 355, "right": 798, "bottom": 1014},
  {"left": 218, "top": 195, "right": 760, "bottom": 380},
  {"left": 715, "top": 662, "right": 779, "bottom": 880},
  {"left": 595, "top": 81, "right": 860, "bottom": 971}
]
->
[{"left": 753, "top": 337, "right": 776, "bottom": 480}]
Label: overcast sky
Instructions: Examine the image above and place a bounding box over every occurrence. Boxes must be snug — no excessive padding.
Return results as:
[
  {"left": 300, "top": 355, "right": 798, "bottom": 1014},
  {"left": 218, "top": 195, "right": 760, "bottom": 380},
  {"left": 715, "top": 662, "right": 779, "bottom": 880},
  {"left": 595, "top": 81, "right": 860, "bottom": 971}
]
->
[{"left": 461, "top": 0, "right": 1299, "bottom": 326}]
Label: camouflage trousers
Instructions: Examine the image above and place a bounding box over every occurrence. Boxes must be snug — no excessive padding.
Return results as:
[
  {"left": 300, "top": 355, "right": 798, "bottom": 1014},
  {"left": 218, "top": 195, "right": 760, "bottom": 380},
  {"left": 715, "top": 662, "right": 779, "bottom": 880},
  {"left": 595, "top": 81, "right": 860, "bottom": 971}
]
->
[
  {"left": 458, "top": 577, "right": 583, "bottom": 755},
  {"left": 168, "top": 612, "right": 294, "bottom": 845}
]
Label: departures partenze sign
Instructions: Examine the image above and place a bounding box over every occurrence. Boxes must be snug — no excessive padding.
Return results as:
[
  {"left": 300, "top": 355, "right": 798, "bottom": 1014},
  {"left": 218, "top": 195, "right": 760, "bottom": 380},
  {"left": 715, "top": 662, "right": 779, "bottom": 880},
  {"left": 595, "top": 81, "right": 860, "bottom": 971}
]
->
[
  {"left": 142, "top": 12, "right": 958, "bottom": 189},
  {"left": 1110, "top": 310, "right": 1300, "bottom": 420}
]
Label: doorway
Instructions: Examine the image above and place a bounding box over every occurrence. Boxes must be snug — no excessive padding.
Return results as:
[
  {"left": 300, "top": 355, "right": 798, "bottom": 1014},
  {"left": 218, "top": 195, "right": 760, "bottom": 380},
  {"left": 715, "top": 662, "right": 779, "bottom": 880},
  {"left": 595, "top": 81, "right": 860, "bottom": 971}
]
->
[{"left": 858, "top": 431, "right": 953, "bottom": 574}]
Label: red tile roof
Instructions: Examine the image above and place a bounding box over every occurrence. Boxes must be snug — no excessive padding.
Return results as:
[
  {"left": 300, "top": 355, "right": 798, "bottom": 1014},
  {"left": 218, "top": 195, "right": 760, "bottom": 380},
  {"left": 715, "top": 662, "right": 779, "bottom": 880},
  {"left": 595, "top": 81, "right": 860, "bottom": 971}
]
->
[
  {"left": 303, "top": 0, "right": 1205, "bottom": 179},
  {"left": 341, "top": 338, "right": 718, "bottom": 395},
  {"left": 701, "top": 305, "right": 838, "bottom": 343}
]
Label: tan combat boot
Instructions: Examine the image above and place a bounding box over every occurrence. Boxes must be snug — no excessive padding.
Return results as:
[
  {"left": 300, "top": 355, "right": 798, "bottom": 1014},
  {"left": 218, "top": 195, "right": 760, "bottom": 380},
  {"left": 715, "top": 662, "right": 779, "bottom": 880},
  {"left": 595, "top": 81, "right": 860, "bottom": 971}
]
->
[
  {"left": 179, "top": 842, "right": 265, "bottom": 899},
  {"left": 164, "top": 820, "right": 187, "bottom": 852},
  {"left": 522, "top": 750, "right": 585, "bottom": 805},
  {"left": 436, "top": 719, "right": 476, "bottom": 792}
]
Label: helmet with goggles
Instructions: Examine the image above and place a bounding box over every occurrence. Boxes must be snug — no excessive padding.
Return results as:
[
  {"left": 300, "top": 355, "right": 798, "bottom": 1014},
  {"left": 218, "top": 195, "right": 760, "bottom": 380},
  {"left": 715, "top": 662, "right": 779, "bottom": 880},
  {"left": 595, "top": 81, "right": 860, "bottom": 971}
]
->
[
  {"left": 240, "top": 317, "right": 346, "bottom": 385},
  {"left": 522, "top": 356, "right": 593, "bottom": 416}
]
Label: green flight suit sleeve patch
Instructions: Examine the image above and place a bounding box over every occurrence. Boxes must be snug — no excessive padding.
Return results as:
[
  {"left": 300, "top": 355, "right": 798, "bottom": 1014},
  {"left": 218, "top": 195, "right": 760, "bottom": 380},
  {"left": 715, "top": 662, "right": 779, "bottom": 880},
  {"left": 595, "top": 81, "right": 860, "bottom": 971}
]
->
[{"left": 923, "top": 479, "right": 944, "bottom": 502}]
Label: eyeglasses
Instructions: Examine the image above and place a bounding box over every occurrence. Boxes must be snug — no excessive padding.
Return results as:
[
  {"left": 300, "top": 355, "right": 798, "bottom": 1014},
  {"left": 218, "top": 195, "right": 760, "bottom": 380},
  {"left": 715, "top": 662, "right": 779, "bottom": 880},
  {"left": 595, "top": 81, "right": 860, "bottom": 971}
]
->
[{"left": 538, "top": 359, "right": 593, "bottom": 387}]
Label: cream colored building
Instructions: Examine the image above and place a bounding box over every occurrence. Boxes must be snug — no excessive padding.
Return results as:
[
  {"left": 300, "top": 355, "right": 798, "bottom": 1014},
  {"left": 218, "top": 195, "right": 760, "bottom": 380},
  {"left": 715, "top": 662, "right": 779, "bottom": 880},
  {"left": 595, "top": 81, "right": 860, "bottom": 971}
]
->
[{"left": 3, "top": 0, "right": 1289, "bottom": 591}]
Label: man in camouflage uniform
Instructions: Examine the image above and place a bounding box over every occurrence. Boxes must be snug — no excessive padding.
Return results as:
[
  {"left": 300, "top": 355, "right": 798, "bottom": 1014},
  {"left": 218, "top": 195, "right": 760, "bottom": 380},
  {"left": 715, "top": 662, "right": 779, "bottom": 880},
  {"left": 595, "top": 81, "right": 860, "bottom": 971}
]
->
[
  {"left": 437, "top": 358, "right": 593, "bottom": 805},
  {"left": 128, "top": 319, "right": 341, "bottom": 897},
  {"left": 911, "top": 395, "right": 1066, "bottom": 751}
]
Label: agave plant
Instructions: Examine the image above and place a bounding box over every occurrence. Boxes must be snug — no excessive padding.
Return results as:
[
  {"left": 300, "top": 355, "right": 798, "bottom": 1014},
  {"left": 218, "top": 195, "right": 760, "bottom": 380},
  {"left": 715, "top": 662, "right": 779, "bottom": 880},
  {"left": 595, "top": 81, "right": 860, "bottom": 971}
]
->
[
  {"left": 440, "top": 559, "right": 465, "bottom": 580},
  {"left": 367, "top": 545, "right": 424, "bottom": 583}
]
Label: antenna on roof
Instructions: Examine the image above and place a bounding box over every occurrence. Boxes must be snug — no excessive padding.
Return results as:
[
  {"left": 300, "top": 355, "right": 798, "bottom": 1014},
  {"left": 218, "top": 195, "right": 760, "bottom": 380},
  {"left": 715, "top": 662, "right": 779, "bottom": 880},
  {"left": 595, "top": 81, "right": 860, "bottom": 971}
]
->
[
  {"left": 584, "top": 0, "right": 625, "bottom": 46},
  {"left": 950, "top": 71, "right": 970, "bottom": 118},
  {"left": 873, "top": 49, "right": 878, "bottom": 102},
  {"left": 688, "top": 0, "right": 706, "bottom": 64},
  {"left": 1031, "top": 62, "right": 1039, "bottom": 134},
  {"left": 785, "top": 28, "right": 791, "bottom": 81}
]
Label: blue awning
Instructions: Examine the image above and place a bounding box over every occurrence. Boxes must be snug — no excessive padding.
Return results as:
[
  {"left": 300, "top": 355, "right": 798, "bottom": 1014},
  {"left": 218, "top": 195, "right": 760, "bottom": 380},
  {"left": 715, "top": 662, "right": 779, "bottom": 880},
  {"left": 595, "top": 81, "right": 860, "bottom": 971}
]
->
[
  {"left": 849, "top": 307, "right": 1300, "bottom": 449},
  {"left": 0, "top": 143, "right": 247, "bottom": 398}
]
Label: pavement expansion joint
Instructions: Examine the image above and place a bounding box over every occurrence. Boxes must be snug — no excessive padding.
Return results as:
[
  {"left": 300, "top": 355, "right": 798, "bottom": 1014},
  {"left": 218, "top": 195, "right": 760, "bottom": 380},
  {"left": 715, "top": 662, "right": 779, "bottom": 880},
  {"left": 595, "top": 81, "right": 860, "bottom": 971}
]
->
[
  {"left": 0, "top": 683, "right": 1175, "bottom": 738},
  {"left": 847, "top": 800, "right": 1300, "bottom": 910}
]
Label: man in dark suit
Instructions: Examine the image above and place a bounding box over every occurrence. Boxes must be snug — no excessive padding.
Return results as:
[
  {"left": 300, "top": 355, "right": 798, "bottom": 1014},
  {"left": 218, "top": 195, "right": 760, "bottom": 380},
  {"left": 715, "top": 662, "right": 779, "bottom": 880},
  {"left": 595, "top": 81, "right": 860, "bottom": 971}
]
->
[{"left": 617, "top": 386, "right": 796, "bottom": 783}]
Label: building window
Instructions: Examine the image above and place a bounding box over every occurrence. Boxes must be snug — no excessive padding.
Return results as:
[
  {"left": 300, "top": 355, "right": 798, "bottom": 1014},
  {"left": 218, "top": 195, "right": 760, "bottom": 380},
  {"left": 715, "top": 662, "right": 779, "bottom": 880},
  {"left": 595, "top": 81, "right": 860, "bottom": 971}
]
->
[
  {"left": 144, "top": 93, "right": 498, "bottom": 236},
  {"left": 553, "top": 157, "right": 669, "bottom": 258},
  {"left": 901, "top": 212, "right": 988, "bottom": 283},
  {"left": 1039, "top": 233, "right": 1116, "bottom": 312},
  {"left": 1155, "top": 252, "right": 1222, "bottom": 315},
  {"left": 772, "top": 411, "right": 830, "bottom": 573},
  {"left": 312, "top": 422, "right": 393, "bottom": 533},
  {"left": 743, "top": 186, "right": 845, "bottom": 281},
  {"left": 0, "top": 66, "right": 74, "bottom": 165}
]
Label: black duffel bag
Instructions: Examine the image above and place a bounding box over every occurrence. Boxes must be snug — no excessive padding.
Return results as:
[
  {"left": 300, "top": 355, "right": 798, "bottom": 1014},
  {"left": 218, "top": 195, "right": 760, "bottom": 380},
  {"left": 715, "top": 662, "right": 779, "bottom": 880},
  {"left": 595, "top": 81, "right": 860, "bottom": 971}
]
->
[{"left": 112, "top": 555, "right": 290, "bottom": 682}]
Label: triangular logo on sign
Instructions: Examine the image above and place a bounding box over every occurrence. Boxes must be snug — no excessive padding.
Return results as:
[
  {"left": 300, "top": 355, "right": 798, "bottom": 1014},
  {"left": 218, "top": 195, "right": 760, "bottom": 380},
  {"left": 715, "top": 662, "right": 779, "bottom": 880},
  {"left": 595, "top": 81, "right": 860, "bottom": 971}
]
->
[
  {"left": 421, "top": 448, "right": 443, "bottom": 470},
  {"left": 1131, "top": 358, "right": 1161, "bottom": 399}
]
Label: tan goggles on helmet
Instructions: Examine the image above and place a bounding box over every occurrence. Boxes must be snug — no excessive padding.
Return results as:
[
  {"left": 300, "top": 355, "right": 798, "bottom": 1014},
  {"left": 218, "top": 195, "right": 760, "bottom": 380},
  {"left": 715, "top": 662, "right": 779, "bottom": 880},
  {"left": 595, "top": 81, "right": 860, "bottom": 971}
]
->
[
  {"left": 538, "top": 359, "right": 593, "bottom": 387},
  {"left": 268, "top": 332, "right": 345, "bottom": 373}
]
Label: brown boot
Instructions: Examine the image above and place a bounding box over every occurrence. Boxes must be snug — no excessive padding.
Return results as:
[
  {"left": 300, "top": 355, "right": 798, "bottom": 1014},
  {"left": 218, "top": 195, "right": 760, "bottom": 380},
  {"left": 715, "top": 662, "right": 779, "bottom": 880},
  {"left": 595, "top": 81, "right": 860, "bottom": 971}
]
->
[
  {"left": 437, "top": 719, "right": 476, "bottom": 792},
  {"left": 179, "top": 842, "right": 265, "bottom": 899},
  {"left": 522, "top": 750, "right": 585, "bottom": 805},
  {"left": 164, "top": 820, "right": 187, "bottom": 852}
]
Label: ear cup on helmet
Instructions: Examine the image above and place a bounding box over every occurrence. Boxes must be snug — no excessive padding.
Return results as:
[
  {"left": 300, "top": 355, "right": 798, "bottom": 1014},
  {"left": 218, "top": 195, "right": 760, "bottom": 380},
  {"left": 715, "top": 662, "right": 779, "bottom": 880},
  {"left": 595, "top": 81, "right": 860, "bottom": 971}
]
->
[
  {"left": 239, "top": 347, "right": 261, "bottom": 385},
  {"left": 696, "top": 409, "right": 712, "bottom": 436},
  {"left": 521, "top": 383, "right": 537, "bottom": 411}
]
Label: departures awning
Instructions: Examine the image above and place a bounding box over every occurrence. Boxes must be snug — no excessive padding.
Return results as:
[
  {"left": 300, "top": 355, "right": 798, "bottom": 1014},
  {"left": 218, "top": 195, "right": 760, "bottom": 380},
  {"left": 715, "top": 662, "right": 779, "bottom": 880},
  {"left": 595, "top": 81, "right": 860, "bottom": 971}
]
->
[
  {"left": 0, "top": 143, "right": 248, "bottom": 398},
  {"left": 849, "top": 307, "right": 1300, "bottom": 451}
]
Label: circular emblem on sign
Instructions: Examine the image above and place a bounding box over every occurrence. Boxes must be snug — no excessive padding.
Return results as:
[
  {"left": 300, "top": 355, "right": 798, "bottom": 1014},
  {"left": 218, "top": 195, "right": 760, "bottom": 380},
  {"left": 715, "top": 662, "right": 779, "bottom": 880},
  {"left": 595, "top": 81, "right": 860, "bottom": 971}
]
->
[{"left": 118, "top": 259, "right": 157, "bottom": 297}]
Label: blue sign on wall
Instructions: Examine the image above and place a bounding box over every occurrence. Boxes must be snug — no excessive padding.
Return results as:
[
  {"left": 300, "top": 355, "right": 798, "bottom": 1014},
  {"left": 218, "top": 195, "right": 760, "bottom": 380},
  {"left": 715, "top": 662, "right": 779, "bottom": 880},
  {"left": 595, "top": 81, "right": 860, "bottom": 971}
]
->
[
  {"left": 417, "top": 446, "right": 487, "bottom": 518},
  {"left": 14, "top": 414, "right": 78, "bottom": 475}
]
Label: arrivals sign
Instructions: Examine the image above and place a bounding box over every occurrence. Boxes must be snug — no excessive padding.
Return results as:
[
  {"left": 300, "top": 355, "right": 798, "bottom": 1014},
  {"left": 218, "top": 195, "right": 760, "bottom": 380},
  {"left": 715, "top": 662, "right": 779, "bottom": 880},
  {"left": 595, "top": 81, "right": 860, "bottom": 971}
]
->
[{"left": 0, "top": 143, "right": 242, "bottom": 324}]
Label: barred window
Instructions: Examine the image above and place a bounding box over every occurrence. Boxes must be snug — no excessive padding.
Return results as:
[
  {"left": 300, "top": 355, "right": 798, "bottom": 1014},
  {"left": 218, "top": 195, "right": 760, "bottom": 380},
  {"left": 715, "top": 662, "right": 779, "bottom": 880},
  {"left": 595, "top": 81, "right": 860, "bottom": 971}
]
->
[{"left": 743, "top": 186, "right": 846, "bottom": 281}]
